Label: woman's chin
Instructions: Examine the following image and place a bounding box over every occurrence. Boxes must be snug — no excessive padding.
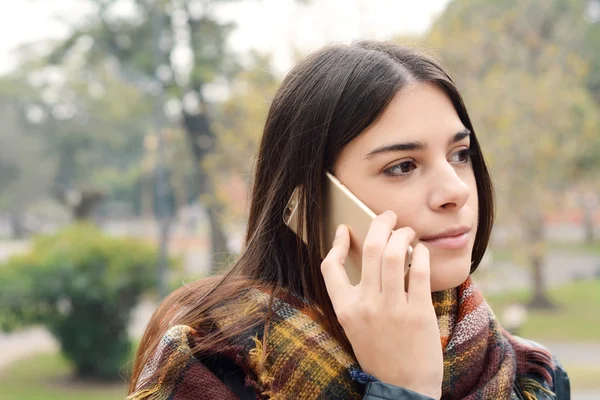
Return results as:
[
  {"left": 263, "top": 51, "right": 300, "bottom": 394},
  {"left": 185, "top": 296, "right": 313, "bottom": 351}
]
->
[{"left": 429, "top": 257, "right": 472, "bottom": 292}]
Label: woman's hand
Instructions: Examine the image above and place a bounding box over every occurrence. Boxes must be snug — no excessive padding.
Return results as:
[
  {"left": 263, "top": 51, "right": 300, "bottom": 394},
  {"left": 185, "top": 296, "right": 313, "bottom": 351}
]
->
[{"left": 321, "top": 210, "right": 443, "bottom": 400}]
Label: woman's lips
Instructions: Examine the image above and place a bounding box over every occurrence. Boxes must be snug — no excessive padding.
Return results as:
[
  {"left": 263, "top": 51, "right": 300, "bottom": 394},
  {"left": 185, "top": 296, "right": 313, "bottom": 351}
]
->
[{"left": 420, "top": 231, "right": 471, "bottom": 250}]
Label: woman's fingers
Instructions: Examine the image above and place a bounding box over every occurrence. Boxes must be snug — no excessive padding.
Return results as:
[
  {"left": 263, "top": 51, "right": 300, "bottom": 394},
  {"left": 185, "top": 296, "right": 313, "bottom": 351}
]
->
[
  {"left": 360, "top": 211, "right": 398, "bottom": 293},
  {"left": 326, "top": 227, "right": 442, "bottom": 398},
  {"left": 321, "top": 224, "right": 351, "bottom": 309},
  {"left": 381, "top": 227, "right": 415, "bottom": 300},
  {"left": 407, "top": 243, "right": 432, "bottom": 307}
]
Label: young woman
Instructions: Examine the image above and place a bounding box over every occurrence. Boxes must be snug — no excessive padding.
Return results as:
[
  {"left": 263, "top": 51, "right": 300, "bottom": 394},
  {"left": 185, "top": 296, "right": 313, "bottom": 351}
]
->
[{"left": 128, "top": 41, "right": 570, "bottom": 400}]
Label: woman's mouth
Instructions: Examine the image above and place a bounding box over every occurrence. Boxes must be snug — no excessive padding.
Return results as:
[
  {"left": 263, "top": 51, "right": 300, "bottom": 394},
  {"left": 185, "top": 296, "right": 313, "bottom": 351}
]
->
[{"left": 420, "top": 227, "right": 471, "bottom": 250}]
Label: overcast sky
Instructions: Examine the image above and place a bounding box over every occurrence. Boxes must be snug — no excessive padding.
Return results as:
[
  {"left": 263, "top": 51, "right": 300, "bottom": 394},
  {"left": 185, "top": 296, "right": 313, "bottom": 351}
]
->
[{"left": 0, "top": 0, "right": 450, "bottom": 74}]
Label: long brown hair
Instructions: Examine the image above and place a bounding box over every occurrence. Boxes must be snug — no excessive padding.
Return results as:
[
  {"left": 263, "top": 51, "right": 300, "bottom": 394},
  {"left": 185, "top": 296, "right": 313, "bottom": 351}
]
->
[{"left": 128, "top": 40, "right": 495, "bottom": 393}]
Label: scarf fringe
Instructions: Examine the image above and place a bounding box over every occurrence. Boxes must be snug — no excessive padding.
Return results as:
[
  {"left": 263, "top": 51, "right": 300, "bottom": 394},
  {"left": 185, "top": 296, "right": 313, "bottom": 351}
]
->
[
  {"left": 506, "top": 332, "right": 555, "bottom": 388},
  {"left": 521, "top": 348, "right": 555, "bottom": 385},
  {"left": 518, "top": 376, "right": 555, "bottom": 400},
  {"left": 249, "top": 335, "right": 275, "bottom": 394}
]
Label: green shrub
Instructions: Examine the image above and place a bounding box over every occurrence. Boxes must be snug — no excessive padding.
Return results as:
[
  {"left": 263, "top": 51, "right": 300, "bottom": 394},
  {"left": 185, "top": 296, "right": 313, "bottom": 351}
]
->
[{"left": 0, "top": 223, "right": 162, "bottom": 380}]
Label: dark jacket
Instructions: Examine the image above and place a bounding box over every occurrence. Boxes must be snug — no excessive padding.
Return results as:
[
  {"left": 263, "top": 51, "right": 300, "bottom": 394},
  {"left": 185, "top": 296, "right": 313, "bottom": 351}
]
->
[{"left": 203, "top": 340, "right": 571, "bottom": 400}]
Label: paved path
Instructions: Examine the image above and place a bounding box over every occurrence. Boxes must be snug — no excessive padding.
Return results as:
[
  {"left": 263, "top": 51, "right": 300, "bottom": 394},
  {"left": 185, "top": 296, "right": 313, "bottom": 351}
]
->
[
  {"left": 545, "top": 343, "right": 600, "bottom": 400},
  {"left": 0, "top": 327, "right": 57, "bottom": 372},
  {"left": 545, "top": 342, "right": 600, "bottom": 366},
  {"left": 573, "top": 390, "right": 600, "bottom": 400}
]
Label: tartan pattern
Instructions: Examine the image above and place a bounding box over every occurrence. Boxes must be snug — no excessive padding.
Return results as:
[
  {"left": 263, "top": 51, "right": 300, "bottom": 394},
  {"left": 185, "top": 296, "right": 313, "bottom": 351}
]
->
[
  {"left": 434, "top": 278, "right": 555, "bottom": 400},
  {"left": 215, "top": 289, "right": 363, "bottom": 399},
  {"left": 435, "top": 279, "right": 520, "bottom": 399},
  {"left": 129, "top": 325, "right": 236, "bottom": 400},
  {"left": 129, "top": 277, "right": 555, "bottom": 400}
]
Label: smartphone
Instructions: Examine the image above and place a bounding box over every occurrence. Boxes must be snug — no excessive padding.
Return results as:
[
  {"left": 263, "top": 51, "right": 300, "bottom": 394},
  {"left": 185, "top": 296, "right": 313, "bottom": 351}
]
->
[{"left": 283, "top": 172, "right": 412, "bottom": 286}]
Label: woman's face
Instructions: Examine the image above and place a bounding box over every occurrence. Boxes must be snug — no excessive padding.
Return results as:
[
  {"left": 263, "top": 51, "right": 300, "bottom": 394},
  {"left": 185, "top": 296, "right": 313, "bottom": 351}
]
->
[{"left": 333, "top": 82, "right": 478, "bottom": 292}]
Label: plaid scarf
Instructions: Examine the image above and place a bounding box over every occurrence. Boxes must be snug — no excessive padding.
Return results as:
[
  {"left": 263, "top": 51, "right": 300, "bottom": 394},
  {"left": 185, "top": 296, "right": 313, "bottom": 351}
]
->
[
  {"left": 433, "top": 277, "right": 554, "bottom": 400},
  {"left": 130, "top": 277, "right": 555, "bottom": 400}
]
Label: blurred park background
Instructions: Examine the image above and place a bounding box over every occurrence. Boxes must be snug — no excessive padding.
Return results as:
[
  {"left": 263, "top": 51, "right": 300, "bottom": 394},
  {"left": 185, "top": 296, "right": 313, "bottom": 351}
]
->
[{"left": 0, "top": 0, "right": 599, "bottom": 399}]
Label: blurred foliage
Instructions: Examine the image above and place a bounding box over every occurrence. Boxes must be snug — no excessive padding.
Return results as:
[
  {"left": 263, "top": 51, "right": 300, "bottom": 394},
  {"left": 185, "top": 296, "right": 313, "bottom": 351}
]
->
[
  {"left": 203, "top": 52, "right": 279, "bottom": 220},
  {"left": 585, "top": 0, "right": 600, "bottom": 102},
  {"left": 43, "top": 0, "right": 258, "bottom": 265},
  {"left": 0, "top": 224, "right": 163, "bottom": 380},
  {"left": 427, "top": 0, "right": 600, "bottom": 219},
  {"left": 0, "top": 90, "right": 55, "bottom": 231},
  {"left": 423, "top": 0, "right": 600, "bottom": 306},
  {"left": 0, "top": 0, "right": 596, "bottom": 276},
  {"left": 0, "top": 60, "right": 154, "bottom": 223}
]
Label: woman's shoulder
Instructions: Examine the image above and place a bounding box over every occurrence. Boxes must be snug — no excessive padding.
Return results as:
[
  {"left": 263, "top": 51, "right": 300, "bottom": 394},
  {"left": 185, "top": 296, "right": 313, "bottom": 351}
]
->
[
  {"left": 127, "top": 325, "right": 244, "bottom": 400},
  {"left": 513, "top": 336, "right": 571, "bottom": 399},
  {"left": 151, "top": 324, "right": 200, "bottom": 357}
]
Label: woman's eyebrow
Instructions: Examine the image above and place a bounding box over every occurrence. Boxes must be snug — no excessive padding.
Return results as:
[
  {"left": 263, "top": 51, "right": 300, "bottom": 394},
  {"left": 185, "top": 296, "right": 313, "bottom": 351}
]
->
[
  {"left": 364, "top": 128, "right": 472, "bottom": 160},
  {"left": 449, "top": 128, "right": 471, "bottom": 145}
]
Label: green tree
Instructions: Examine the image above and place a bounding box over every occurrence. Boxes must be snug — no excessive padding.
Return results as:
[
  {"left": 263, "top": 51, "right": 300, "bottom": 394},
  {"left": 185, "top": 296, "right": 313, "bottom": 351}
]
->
[
  {"left": 579, "top": 0, "right": 600, "bottom": 242},
  {"left": 2, "top": 55, "right": 154, "bottom": 221},
  {"left": 0, "top": 79, "right": 56, "bottom": 237},
  {"left": 585, "top": 0, "right": 600, "bottom": 103},
  {"left": 0, "top": 224, "right": 161, "bottom": 380},
  {"left": 426, "top": 0, "right": 600, "bottom": 307},
  {"left": 46, "top": 0, "right": 244, "bottom": 271},
  {"left": 203, "top": 53, "right": 279, "bottom": 223}
]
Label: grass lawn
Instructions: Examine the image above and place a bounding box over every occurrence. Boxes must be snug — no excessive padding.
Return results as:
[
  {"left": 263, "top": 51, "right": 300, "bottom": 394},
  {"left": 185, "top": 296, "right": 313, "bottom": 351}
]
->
[
  {"left": 486, "top": 280, "right": 600, "bottom": 343},
  {"left": 549, "top": 241, "right": 600, "bottom": 255},
  {"left": 0, "top": 352, "right": 129, "bottom": 400},
  {"left": 490, "top": 240, "right": 600, "bottom": 264}
]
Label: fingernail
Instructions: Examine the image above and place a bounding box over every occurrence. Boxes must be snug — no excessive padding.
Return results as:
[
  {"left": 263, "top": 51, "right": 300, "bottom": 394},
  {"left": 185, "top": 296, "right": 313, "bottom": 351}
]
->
[
  {"left": 383, "top": 210, "right": 396, "bottom": 218},
  {"left": 335, "top": 224, "right": 344, "bottom": 237}
]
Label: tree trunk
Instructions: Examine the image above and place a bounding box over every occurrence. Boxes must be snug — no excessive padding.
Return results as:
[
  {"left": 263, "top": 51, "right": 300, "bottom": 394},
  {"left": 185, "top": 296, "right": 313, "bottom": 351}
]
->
[
  {"left": 9, "top": 213, "right": 26, "bottom": 239},
  {"left": 53, "top": 187, "right": 105, "bottom": 222},
  {"left": 524, "top": 209, "right": 555, "bottom": 309},
  {"left": 583, "top": 203, "right": 595, "bottom": 244},
  {"left": 195, "top": 170, "right": 232, "bottom": 274},
  {"left": 141, "top": 171, "right": 154, "bottom": 219},
  {"left": 73, "top": 191, "right": 105, "bottom": 221},
  {"left": 528, "top": 251, "right": 554, "bottom": 309},
  {"left": 206, "top": 208, "right": 233, "bottom": 273},
  {"left": 200, "top": 184, "right": 233, "bottom": 274},
  {"left": 581, "top": 195, "right": 597, "bottom": 244},
  {"left": 182, "top": 108, "right": 232, "bottom": 275}
]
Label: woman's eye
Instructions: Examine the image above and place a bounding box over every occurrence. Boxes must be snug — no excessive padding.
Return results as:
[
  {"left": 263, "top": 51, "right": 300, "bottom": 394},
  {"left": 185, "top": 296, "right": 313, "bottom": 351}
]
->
[
  {"left": 449, "top": 148, "right": 473, "bottom": 164},
  {"left": 384, "top": 160, "right": 417, "bottom": 176}
]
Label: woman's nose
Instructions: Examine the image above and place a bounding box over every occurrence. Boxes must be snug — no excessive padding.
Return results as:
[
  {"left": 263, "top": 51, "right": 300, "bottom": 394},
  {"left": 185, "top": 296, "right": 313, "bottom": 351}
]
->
[{"left": 428, "top": 163, "right": 471, "bottom": 211}]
